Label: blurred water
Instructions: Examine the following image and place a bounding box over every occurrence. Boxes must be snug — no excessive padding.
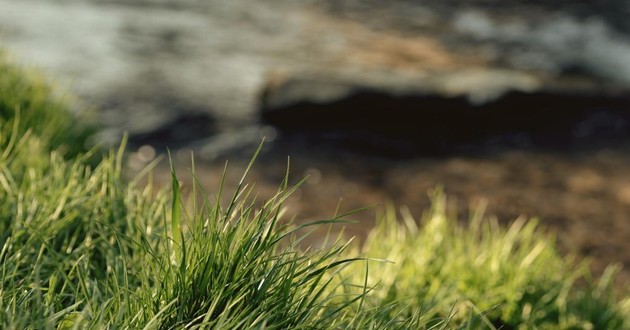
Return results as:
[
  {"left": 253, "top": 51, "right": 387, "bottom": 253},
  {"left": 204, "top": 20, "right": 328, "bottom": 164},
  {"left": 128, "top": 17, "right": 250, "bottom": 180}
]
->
[
  {"left": 0, "top": 0, "right": 337, "bottom": 135},
  {"left": 455, "top": 11, "right": 630, "bottom": 83}
]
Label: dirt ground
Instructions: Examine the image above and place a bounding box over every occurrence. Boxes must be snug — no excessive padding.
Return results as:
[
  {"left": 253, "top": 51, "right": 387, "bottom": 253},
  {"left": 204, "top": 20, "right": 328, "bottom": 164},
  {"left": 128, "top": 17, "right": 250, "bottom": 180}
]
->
[{"left": 128, "top": 140, "right": 630, "bottom": 293}]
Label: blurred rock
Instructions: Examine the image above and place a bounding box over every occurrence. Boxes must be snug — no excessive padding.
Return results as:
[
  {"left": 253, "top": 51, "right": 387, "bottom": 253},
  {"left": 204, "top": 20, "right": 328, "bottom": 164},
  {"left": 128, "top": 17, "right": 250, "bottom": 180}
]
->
[
  {"left": 260, "top": 69, "right": 630, "bottom": 155},
  {"left": 128, "top": 112, "right": 216, "bottom": 149}
]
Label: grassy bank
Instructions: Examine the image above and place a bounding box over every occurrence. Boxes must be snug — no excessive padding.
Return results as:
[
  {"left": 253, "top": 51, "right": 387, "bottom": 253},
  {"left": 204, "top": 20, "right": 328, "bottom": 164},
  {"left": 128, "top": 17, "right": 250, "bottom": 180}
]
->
[
  {"left": 0, "top": 50, "right": 95, "bottom": 159},
  {"left": 1, "top": 51, "right": 629, "bottom": 329}
]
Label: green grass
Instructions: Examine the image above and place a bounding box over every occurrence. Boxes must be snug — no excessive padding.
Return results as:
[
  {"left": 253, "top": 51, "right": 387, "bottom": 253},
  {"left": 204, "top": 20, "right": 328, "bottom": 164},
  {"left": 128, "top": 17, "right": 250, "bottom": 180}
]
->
[
  {"left": 0, "top": 49, "right": 96, "bottom": 158},
  {"left": 0, "top": 121, "right": 380, "bottom": 329},
  {"left": 339, "top": 195, "right": 630, "bottom": 329},
  {"left": 1, "top": 49, "right": 629, "bottom": 329}
]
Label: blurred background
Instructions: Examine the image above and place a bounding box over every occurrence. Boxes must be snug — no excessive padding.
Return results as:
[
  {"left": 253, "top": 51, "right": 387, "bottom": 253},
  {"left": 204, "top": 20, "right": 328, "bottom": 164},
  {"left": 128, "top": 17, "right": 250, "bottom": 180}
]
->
[{"left": 1, "top": 0, "right": 629, "bottom": 289}]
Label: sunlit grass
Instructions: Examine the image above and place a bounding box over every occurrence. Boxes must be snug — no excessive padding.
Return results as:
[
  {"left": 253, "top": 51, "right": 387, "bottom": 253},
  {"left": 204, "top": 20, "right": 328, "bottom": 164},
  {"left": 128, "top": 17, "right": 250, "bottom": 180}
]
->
[{"left": 340, "top": 195, "right": 630, "bottom": 329}]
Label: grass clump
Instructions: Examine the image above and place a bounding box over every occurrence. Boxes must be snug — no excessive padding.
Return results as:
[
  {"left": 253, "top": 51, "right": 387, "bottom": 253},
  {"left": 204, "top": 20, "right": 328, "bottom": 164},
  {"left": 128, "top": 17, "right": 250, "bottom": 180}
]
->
[
  {"left": 2, "top": 129, "right": 417, "bottom": 328},
  {"left": 0, "top": 116, "right": 375, "bottom": 328},
  {"left": 132, "top": 154, "right": 376, "bottom": 329},
  {"left": 2, "top": 95, "right": 389, "bottom": 328},
  {"left": 341, "top": 193, "right": 630, "bottom": 329}
]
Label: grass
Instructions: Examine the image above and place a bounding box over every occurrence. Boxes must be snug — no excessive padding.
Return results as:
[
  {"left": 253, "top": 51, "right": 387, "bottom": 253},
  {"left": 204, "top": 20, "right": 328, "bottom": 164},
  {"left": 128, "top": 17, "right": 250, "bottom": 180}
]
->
[
  {"left": 0, "top": 119, "right": 379, "bottom": 328},
  {"left": 339, "top": 196, "right": 630, "bottom": 329},
  {"left": 1, "top": 49, "right": 629, "bottom": 329},
  {"left": 0, "top": 49, "right": 96, "bottom": 158}
]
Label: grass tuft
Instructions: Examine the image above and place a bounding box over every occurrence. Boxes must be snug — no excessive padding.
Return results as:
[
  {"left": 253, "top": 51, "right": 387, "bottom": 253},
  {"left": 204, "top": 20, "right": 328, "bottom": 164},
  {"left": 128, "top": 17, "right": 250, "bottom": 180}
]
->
[{"left": 144, "top": 145, "right": 371, "bottom": 329}]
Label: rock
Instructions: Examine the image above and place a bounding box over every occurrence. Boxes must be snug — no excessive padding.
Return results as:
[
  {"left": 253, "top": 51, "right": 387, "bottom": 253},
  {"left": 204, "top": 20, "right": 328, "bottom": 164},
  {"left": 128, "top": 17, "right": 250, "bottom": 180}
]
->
[
  {"left": 94, "top": 68, "right": 218, "bottom": 149},
  {"left": 259, "top": 69, "right": 630, "bottom": 155},
  {"left": 128, "top": 112, "right": 216, "bottom": 149}
]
